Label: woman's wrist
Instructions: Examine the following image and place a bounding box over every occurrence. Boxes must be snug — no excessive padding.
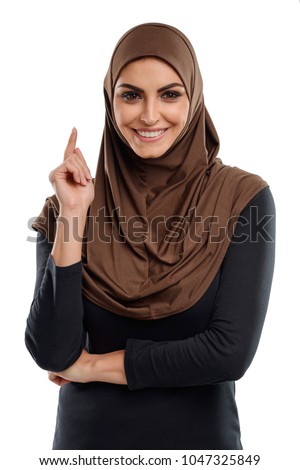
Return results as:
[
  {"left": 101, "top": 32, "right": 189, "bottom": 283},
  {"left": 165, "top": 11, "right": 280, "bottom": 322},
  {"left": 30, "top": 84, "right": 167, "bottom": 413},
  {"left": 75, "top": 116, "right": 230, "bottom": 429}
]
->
[
  {"left": 48, "top": 350, "right": 127, "bottom": 386},
  {"left": 51, "top": 208, "right": 88, "bottom": 266},
  {"left": 58, "top": 207, "right": 89, "bottom": 237},
  {"left": 93, "top": 350, "right": 127, "bottom": 385}
]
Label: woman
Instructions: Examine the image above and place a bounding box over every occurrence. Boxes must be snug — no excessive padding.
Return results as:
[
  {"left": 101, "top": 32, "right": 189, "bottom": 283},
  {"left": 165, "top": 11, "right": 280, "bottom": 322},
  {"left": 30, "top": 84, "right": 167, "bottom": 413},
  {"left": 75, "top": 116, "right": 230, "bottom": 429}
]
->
[{"left": 25, "top": 23, "right": 275, "bottom": 450}]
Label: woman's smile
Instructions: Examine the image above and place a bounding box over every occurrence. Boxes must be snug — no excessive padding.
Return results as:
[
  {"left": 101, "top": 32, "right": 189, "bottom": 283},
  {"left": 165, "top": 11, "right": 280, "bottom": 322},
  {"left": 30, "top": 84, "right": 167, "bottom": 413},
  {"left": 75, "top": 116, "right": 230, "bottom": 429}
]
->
[{"left": 133, "top": 127, "right": 168, "bottom": 142}]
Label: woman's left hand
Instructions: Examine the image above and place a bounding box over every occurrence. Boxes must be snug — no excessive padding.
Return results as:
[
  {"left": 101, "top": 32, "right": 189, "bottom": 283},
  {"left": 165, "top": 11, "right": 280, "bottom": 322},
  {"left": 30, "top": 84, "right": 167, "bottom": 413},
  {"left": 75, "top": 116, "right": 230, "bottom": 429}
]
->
[{"left": 48, "top": 349, "right": 127, "bottom": 386}]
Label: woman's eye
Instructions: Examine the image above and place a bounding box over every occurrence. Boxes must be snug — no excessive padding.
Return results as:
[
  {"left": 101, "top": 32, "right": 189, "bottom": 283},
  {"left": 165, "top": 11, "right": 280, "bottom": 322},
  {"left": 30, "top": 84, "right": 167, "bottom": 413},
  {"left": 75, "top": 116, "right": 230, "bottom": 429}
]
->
[
  {"left": 121, "top": 92, "right": 141, "bottom": 101},
  {"left": 161, "top": 91, "right": 181, "bottom": 100}
]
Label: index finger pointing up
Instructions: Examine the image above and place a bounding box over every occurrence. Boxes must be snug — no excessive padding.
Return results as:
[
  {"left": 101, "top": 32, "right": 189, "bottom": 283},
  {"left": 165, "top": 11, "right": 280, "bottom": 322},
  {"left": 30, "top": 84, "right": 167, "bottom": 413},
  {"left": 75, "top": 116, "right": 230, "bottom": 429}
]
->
[{"left": 64, "top": 127, "right": 77, "bottom": 160}]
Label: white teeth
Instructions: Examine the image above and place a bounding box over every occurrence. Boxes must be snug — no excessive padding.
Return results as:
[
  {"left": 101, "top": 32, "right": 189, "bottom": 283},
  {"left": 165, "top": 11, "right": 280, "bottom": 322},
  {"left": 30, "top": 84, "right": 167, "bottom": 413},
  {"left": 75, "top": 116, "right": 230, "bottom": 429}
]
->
[{"left": 136, "top": 130, "right": 165, "bottom": 138}]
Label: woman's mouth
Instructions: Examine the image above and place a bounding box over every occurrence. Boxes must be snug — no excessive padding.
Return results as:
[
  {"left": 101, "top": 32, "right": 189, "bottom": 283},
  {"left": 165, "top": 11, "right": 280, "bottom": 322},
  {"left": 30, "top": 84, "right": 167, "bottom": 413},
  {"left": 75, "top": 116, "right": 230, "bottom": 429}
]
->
[{"left": 134, "top": 128, "right": 168, "bottom": 142}]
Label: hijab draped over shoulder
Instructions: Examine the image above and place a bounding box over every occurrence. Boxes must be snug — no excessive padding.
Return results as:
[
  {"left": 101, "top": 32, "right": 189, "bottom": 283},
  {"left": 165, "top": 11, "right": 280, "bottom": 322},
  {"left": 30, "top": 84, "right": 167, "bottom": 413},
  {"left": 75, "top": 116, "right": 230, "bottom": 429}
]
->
[{"left": 32, "top": 23, "right": 268, "bottom": 320}]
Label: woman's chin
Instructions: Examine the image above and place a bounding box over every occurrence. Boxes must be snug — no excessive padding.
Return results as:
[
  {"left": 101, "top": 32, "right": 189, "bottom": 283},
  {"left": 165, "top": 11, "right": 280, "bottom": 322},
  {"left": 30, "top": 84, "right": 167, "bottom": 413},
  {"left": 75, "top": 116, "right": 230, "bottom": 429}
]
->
[{"left": 131, "top": 143, "right": 169, "bottom": 159}]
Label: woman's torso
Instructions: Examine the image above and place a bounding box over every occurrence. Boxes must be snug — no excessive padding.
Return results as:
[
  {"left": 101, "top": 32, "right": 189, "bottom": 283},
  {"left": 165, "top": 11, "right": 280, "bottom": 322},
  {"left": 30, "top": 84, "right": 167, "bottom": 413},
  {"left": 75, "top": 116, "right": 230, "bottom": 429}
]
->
[{"left": 53, "top": 270, "right": 242, "bottom": 450}]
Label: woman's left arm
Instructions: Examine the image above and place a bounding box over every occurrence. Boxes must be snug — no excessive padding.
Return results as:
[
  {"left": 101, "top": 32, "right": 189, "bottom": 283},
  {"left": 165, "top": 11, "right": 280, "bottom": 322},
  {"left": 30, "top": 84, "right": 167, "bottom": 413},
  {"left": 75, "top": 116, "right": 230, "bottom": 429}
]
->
[{"left": 123, "top": 186, "right": 275, "bottom": 390}]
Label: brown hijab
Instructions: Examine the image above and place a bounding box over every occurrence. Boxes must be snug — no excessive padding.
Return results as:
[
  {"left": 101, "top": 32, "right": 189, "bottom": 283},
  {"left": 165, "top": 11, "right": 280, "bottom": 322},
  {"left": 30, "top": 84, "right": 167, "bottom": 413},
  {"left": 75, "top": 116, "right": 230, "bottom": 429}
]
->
[{"left": 32, "top": 23, "right": 268, "bottom": 320}]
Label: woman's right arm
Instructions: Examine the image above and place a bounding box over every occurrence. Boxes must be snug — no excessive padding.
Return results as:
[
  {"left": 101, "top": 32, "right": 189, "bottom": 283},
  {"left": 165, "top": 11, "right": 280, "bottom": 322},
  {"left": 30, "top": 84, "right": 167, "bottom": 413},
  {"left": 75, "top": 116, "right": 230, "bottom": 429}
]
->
[
  {"left": 25, "top": 232, "right": 86, "bottom": 371},
  {"left": 25, "top": 128, "right": 94, "bottom": 371},
  {"left": 49, "top": 127, "right": 94, "bottom": 267}
]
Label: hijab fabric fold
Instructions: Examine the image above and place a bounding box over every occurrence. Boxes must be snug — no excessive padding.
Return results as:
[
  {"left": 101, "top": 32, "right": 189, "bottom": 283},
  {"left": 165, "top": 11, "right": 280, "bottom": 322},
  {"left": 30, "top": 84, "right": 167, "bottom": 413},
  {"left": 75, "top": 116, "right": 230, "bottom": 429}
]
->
[{"left": 32, "top": 23, "right": 268, "bottom": 320}]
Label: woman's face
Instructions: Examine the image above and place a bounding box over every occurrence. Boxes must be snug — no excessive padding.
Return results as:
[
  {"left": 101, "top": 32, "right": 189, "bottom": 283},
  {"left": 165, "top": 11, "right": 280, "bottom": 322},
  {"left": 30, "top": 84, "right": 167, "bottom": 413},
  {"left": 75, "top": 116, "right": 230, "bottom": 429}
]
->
[{"left": 113, "top": 58, "right": 190, "bottom": 159}]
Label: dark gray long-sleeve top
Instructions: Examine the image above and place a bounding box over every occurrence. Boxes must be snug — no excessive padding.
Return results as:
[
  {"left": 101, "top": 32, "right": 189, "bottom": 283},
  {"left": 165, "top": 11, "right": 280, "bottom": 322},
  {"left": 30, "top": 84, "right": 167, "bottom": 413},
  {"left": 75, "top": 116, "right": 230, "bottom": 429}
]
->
[{"left": 25, "top": 186, "right": 275, "bottom": 450}]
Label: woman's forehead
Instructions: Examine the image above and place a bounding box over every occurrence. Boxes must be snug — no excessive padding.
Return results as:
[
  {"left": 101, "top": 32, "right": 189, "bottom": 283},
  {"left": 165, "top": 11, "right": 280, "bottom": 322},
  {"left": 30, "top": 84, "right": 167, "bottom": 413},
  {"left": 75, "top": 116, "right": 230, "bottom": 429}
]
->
[{"left": 115, "top": 57, "right": 184, "bottom": 85}]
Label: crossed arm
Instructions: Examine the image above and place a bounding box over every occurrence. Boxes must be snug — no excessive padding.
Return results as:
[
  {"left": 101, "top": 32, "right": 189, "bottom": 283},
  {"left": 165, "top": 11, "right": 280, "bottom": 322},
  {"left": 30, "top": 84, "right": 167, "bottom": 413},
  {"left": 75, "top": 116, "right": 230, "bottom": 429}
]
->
[{"left": 26, "top": 232, "right": 128, "bottom": 387}]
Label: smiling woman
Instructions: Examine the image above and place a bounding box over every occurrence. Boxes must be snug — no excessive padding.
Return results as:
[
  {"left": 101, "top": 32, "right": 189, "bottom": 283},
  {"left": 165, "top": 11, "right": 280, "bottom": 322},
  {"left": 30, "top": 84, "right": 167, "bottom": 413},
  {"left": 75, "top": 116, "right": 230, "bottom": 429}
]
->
[
  {"left": 113, "top": 58, "right": 190, "bottom": 158},
  {"left": 25, "top": 22, "right": 275, "bottom": 450}
]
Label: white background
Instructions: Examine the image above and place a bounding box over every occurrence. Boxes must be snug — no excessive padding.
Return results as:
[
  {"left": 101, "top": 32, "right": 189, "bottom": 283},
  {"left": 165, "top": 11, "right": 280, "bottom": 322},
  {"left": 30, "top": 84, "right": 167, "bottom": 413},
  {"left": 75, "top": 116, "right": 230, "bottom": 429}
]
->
[{"left": 0, "top": 0, "right": 299, "bottom": 468}]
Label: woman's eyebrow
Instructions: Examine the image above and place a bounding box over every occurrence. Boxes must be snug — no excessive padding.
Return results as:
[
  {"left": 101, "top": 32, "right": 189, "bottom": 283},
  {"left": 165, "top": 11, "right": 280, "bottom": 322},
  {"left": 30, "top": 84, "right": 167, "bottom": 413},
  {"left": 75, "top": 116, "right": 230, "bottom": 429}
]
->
[
  {"left": 117, "top": 83, "right": 144, "bottom": 92},
  {"left": 157, "top": 83, "right": 185, "bottom": 92},
  {"left": 117, "top": 83, "right": 185, "bottom": 93}
]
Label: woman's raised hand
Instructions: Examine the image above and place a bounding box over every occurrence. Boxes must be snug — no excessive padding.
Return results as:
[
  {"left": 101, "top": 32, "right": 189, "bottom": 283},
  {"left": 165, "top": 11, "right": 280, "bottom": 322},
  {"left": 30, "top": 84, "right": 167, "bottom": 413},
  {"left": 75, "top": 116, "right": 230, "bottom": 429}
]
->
[{"left": 49, "top": 128, "right": 95, "bottom": 213}]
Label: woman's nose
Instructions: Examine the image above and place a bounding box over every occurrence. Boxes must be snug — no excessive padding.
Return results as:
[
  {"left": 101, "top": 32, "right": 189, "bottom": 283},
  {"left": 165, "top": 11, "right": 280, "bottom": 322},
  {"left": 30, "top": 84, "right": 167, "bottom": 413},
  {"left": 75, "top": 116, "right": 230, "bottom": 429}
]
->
[{"left": 140, "top": 98, "right": 160, "bottom": 126}]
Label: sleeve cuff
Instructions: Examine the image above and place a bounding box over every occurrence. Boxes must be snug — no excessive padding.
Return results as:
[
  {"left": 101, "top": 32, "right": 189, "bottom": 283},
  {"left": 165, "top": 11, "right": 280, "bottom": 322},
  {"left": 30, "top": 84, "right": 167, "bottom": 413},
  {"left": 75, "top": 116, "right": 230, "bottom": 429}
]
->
[
  {"left": 47, "top": 253, "right": 83, "bottom": 279},
  {"left": 124, "top": 338, "right": 155, "bottom": 391}
]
